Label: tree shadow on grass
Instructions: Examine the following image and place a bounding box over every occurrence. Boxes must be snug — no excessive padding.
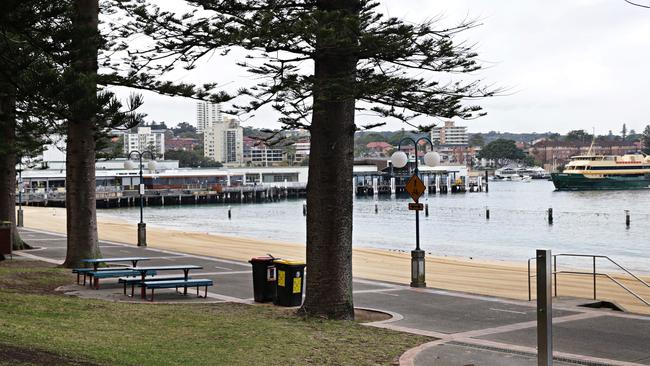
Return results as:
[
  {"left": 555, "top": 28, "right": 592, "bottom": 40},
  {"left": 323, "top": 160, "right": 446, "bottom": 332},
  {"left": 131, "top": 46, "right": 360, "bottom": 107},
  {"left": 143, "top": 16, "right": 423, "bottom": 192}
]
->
[{"left": 0, "top": 343, "right": 101, "bottom": 366}]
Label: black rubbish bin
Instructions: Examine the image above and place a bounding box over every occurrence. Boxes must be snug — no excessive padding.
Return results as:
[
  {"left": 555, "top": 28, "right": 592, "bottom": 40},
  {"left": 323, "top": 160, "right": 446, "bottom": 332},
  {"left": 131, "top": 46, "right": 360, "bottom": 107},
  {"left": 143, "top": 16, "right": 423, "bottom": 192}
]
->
[
  {"left": 273, "top": 259, "right": 306, "bottom": 307},
  {"left": 249, "top": 256, "right": 278, "bottom": 302}
]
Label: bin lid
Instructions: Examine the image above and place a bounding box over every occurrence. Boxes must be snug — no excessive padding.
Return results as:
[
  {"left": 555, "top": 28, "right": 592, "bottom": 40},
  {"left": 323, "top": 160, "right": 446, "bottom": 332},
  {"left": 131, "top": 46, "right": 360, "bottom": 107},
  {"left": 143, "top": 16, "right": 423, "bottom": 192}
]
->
[
  {"left": 249, "top": 256, "right": 276, "bottom": 263},
  {"left": 274, "top": 259, "right": 305, "bottom": 266}
]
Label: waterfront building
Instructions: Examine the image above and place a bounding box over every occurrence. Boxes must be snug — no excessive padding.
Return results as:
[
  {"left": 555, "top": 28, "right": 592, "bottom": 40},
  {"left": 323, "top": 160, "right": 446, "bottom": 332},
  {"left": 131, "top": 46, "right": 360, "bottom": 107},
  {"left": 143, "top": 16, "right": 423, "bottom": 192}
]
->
[
  {"left": 19, "top": 163, "right": 468, "bottom": 195},
  {"left": 244, "top": 146, "right": 286, "bottom": 166},
  {"left": 204, "top": 117, "right": 244, "bottom": 165},
  {"left": 196, "top": 102, "right": 222, "bottom": 133},
  {"left": 293, "top": 140, "right": 311, "bottom": 164},
  {"left": 122, "top": 127, "right": 166, "bottom": 159},
  {"left": 431, "top": 120, "right": 469, "bottom": 146}
]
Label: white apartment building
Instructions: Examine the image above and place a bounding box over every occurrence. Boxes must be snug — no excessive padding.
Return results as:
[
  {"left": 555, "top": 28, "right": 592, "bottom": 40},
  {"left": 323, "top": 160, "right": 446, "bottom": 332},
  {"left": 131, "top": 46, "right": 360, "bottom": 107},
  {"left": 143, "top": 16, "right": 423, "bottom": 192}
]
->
[
  {"left": 123, "top": 127, "right": 166, "bottom": 158},
  {"left": 430, "top": 120, "right": 468, "bottom": 146},
  {"left": 293, "top": 140, "right": 311, "bottom": 163},
  {"left": 204, "top": 118, "right": 244, "bottom": 165},
  {"left": 244, "top": 147, "right": 286, "bottom": 166},
  {"left": 196, "top": 102, "right": 222, "bottom": 133}
]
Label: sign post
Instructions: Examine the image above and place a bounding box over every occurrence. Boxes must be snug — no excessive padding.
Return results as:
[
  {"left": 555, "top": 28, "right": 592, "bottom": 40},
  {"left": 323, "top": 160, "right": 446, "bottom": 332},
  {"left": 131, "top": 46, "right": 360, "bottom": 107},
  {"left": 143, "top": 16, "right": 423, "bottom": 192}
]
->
[
  {"left": 405, "top": 173, "right": 426, "bottom": 287},
  {"left": 391, "top": 137, "right": 438, "bottom": 289}
]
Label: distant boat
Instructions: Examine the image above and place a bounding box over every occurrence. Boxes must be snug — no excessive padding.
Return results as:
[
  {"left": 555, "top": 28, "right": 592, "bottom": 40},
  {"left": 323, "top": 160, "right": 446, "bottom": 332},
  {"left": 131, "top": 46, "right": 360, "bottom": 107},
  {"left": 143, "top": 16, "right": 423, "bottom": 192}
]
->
[
  {"left": 494, "top": 166, "right": 549, "bottom": 181},
  {"left": 551, "top": 153, "right": 650, "bottom": 190}
]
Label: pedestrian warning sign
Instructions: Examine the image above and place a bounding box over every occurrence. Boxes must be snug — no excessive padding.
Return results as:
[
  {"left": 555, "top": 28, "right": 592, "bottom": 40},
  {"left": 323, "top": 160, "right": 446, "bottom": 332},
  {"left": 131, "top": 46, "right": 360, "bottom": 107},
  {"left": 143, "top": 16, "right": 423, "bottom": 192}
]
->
[{"left": 405, "top": 174, "right": 425, "bottom": 202}]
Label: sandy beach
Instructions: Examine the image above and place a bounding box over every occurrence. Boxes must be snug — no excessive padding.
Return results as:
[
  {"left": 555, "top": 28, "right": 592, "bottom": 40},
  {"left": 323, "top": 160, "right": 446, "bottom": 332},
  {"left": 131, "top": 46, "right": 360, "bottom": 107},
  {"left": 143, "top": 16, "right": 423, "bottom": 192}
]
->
[{"left": 18, "top": 206, "right": 650, "bottom": 315}]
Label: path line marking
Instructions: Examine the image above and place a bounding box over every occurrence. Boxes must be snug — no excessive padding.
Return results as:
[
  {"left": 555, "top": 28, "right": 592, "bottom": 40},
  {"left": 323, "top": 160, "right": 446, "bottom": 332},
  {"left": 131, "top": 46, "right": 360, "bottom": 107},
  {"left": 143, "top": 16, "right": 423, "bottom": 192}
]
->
[
  {"left": 489, "top": 307, "right": 527, "bottom": 315},
  {"left": 204, "top": 291, "right": 253, "bottom": 304},
  {"left": 23, "top": 238, "right": 66, "bottom": 241},
  {"left": 195, "top": 271, "right": 251, "bottom": 276},
  {"left": 460, "top": 338, "right": 647, "bottom": 366},
  {"left": 353, "top": 288, "right": 402, "bottom": 294},
  {"left": 14, "top": 251, "right": 63, "bottom": 265}
]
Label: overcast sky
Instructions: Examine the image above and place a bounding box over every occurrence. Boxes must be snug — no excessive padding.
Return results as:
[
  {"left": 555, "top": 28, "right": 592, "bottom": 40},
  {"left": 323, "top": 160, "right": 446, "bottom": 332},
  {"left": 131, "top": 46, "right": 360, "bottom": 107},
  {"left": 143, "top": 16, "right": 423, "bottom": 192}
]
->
[{"left": 109, "top": 0, "right": 650, "bottom": 134}]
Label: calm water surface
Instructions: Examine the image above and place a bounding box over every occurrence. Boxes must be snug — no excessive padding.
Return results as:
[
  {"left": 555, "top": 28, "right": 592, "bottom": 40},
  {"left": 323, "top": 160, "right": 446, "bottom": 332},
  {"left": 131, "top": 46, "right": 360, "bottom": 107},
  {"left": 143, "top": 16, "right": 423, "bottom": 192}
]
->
[{"left": 99, "top": 180, "right": 650, "bottom": 272}]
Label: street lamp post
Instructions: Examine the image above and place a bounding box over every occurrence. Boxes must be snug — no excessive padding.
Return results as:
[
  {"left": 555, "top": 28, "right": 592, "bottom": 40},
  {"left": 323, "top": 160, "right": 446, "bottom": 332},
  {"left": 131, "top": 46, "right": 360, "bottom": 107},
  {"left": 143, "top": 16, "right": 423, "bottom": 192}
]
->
[
  {"left": 125, "top": 150, "right": 156, "bottom": 247},
  {"left": 17, "top": 161, "right": 24, "bottom": 227},
  {"left": 391, "top": 137, "right": 440, "bottom": 288}
]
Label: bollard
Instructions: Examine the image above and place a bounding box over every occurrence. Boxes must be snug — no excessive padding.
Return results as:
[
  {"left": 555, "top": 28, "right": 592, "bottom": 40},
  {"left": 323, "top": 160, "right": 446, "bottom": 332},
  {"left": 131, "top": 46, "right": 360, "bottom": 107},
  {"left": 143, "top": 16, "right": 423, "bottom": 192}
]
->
[
  {"left": 537, "top": 249, "right": 553, "bottom": 366},
  {"left": 425, "top": 204, "right": 429, "bottom": 217},
  {"left": 625, "top": 210, "right": 630, "bottom": 228},
  {"left": 374, "top": 202, "right": 378, "bottom": 214},
  {"left": 547, "top": 208, "right": 553, "bottom": 225},
  {"left": 485, "top": 170, "right": 489, "bottom": 193},
  {"left": 228, "top": 206, "right": 232, "bottom": 220},
  {"left": 485, "top": 207, "right": 490, "bottom": 220}
]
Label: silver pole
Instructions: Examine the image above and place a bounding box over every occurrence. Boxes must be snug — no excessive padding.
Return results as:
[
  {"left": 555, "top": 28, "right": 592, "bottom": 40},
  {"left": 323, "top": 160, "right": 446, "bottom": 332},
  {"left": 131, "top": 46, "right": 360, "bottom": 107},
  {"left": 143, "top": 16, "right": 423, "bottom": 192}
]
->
[{"left": 537, "top": 249, "right": 553, "bottom": 366}]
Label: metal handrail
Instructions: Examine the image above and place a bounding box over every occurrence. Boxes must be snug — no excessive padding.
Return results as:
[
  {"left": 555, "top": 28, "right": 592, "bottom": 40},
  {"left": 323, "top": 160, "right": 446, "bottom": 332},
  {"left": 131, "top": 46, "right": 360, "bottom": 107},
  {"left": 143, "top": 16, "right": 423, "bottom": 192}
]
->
[{"left": 527, "top": 253, "right": 650, "bottom": 308}]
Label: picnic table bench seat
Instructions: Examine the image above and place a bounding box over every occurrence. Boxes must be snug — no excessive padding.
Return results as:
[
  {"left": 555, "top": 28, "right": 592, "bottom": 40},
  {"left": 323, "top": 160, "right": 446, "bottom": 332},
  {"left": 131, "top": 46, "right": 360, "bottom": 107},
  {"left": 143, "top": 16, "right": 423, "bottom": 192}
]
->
[
  {"left": 73, "top": 267, "right": 128, "bottom": 285},
  {"left": 142, "top": 279, "right": 213, "bottom": 302},
  {"left": 89, "top": 269, "right": 157, "bottom": 289},
  {"left": 119, "top": 275, "right": 192, "bottom": 297}
]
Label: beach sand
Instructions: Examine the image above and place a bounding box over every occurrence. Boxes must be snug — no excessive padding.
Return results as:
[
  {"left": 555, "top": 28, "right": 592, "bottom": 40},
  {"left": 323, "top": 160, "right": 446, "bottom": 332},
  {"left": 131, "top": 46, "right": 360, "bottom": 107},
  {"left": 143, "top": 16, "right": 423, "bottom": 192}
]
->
[{"left": 18, "top": 206, "right": 650, "bottom": 315}]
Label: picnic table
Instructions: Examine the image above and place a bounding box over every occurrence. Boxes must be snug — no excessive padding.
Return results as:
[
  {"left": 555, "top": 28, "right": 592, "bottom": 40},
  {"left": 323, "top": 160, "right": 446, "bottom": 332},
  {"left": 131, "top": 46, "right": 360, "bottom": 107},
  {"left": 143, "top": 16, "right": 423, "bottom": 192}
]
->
[
  {"left": 129, "top": 265, "right": 203, "bottom": 298},
  {"left": 81, "top": 257, "right": 150, "bottom": 271}
]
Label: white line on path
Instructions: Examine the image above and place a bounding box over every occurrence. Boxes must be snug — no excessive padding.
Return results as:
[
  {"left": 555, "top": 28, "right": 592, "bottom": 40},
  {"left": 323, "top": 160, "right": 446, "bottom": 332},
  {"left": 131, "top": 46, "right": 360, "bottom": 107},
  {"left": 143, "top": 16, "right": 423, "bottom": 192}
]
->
[
  {"left": 353, "top": 288, "right": 402, "bottom": 294},
  {"left": 213, "top": 265, "right": 233, "bottom": 271},
  {"left": 23, "top": 238, "right": 66, "bottom": 241},
  {"left": 204, "top": 291, "right": 253, "bottom": 304},
  {"left": 489, "top": 307, "right": 528, "bottom": 315},
  {"left": 14, "top": 251, "right": 63, "bottom": 265},
  {"left": 195, "top": 271, "right": 251, "bottom": 276}
]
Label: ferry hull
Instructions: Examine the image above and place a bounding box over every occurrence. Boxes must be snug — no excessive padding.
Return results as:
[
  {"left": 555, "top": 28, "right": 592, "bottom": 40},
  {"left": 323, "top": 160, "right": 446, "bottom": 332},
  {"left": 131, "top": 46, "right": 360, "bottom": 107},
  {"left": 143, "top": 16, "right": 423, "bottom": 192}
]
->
[{"left": 551, "top": 173, "right": 650, "bottom": 191}]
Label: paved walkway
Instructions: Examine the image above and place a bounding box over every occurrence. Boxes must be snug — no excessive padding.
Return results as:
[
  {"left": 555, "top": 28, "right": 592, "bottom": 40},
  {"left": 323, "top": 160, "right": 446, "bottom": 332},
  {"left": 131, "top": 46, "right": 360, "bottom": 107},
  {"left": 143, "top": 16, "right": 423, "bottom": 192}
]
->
[{"left": 14, "top": 228, "right": 650, "bottom": 366}]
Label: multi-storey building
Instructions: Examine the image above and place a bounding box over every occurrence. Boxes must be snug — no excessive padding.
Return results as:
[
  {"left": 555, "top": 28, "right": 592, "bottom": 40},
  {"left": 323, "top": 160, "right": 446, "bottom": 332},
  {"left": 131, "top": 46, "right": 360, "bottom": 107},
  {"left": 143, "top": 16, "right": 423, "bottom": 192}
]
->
[
  {"left": 430, "top": 120, "right": 468, "bottom": 146},
  {"left": 204, "top": 118, "right": 243, "bottom": 165},
  {"left": 122, "top": 127, "right": 166, "bottom": 159},
  {"left": 196, "top": 102, "right": 222, "bottom": 133},
  {"left": 244, "top": 147, "right": 286, "bottom": 166},
  {"left": 293, "top": 140, "right": 311, "bottom": 164}
]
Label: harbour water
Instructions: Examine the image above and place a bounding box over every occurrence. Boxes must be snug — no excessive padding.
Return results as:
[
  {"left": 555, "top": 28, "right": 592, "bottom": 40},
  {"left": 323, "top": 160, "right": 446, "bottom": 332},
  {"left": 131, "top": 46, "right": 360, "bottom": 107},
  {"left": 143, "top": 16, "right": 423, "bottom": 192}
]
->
[{"left": 99, "top": 180, "right": 650, "bottom": 273}]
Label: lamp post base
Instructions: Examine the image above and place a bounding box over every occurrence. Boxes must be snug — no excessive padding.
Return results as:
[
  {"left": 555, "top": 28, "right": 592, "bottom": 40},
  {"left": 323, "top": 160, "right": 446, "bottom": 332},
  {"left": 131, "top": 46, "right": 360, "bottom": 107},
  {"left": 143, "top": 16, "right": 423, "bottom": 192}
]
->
[
  {"left": 137, "top": 223, "right": 147, "bottom": 247},
  {"left": 410, "top": 249, "right": 426, "bottom": 288},
  {"left": 17, "top": 209, "right": 23, "bottom": 227}
]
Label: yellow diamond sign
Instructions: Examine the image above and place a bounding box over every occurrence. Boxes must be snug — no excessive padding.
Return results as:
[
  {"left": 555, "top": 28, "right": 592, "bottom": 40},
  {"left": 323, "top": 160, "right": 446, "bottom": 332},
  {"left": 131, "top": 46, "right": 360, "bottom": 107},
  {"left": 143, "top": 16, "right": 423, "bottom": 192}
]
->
[{"left": 405, "top": 174, "right": 425, "bottom": 202}]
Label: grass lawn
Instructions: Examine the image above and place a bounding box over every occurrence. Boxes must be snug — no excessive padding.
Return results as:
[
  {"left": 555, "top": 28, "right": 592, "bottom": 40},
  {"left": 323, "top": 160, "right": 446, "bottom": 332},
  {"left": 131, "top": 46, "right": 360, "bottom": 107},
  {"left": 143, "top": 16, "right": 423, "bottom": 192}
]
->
[{"left": 0, "top": 260, "right": 429, "bottom": 365}]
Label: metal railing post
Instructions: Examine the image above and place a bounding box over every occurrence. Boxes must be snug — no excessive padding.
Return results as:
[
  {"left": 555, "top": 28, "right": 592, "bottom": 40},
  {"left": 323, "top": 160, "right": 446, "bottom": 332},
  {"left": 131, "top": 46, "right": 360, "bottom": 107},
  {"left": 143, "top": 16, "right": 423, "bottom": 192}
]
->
[
  {"left": 593, "top": 256, "right": 597, "bottom": 300},
  {"left": 537, "top": 249, "right": 553, "bottom": 366},
  {"left": 553, "top": 255, "right": 557, "bottom": 297},
  {"left": 528, "top": 259, "right": 533, "bottom": 301}
]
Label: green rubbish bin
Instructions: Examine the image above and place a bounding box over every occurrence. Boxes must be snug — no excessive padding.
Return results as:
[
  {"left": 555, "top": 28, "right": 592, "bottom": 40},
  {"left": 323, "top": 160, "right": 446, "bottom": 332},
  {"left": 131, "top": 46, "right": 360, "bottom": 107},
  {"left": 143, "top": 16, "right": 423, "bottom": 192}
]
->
[
  {"left": 248, "top": 256, "right": 278, "bottom": 303},
  {"left": 273, "top": 259, "right": 306, "bottom": 307}
]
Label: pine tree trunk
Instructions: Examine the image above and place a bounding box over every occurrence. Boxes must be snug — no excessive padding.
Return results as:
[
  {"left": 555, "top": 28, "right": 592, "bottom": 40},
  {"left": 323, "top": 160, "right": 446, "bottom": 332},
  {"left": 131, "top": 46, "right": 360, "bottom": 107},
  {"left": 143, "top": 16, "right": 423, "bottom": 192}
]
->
[
  {"left": 0, "top": 84, "right": 27, "bottom": 253},
  {"left": 301, "top": 0, "right": 360, "bottom": 320},
  {"left": 62, "top": 0, "right": 101, "bottom": 267}
]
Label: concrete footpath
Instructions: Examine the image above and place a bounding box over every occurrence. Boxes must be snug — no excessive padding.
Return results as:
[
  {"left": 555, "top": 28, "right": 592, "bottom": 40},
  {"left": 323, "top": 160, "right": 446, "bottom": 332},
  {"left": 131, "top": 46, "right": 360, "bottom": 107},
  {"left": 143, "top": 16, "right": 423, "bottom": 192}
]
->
[{"left": 13, "top": 228, "right": 650, "bottom": 366}]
